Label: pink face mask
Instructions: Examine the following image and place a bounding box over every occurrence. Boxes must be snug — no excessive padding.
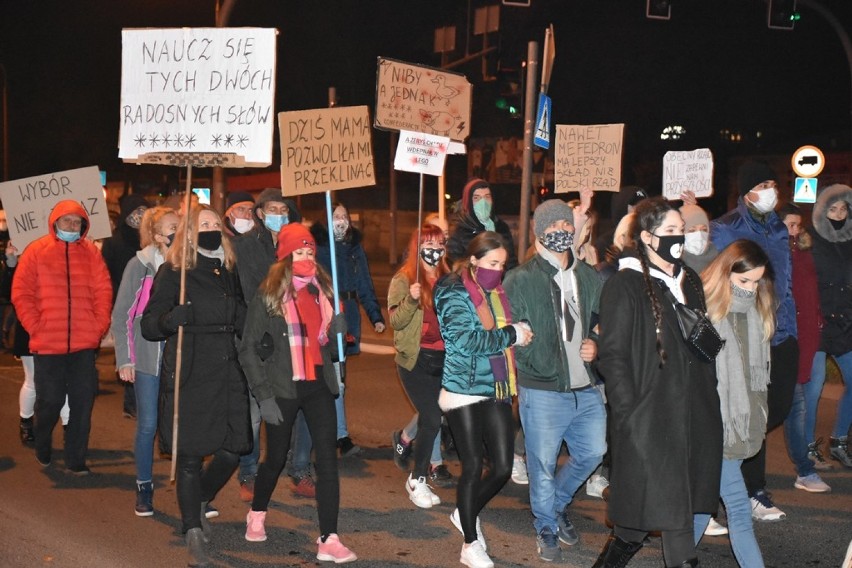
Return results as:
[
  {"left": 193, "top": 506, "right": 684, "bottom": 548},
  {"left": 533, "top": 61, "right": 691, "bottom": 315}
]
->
[{"left": 474, "top": 266, "right": 503, "bottom": 291}]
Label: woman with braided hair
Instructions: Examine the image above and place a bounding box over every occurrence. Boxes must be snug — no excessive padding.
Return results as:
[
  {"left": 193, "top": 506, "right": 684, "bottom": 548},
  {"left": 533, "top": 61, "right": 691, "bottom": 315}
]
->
[{"left": 594, "top": 197, "right": 723, "bottom": 568}]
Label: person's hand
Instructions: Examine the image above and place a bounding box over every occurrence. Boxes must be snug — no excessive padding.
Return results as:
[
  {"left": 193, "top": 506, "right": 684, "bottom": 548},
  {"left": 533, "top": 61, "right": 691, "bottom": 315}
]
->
[
  {"left": 259, "top": 398, "right": 283, "bottom": 425},
  {"left": 328, "top": 312, "right": 347, "bottom": 337},
  {"left": 165, "top": 302, "right": 193, "bottom": 329},
  {"left": 409, "top": 282, "right": 422, "bottom": 301},
  {"left": 579, "top": 338, "right": 597, "bottom": 362},
  {"left": 680, "top": 190, "right": 697, "bottom": 206},
  {"left": 512, "top": 321, "right": 534, "bottom": 347},
  {"left": 5, "top": 242, "right": 18, "bottom": 267},
  {"left": 374, "top": 322, "right": 386, "bottom": 333},
  {"left": 579, "top": 186, "right": 594, "bottom": 215},
  {"left": 118, "top": 366, "right": 135, "bottom": 383}
]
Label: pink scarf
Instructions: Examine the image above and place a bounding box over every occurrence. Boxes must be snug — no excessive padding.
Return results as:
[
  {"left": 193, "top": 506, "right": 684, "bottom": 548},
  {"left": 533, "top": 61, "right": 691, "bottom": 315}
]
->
[{"left": 281, "top": 276, "right": 334, "bottom": 381}]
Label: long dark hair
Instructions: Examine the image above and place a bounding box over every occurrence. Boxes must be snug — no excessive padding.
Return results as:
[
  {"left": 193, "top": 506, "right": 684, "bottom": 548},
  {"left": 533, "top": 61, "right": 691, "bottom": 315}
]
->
[{"left": 452, "top": 231, "right": 508, "bottom": 275}]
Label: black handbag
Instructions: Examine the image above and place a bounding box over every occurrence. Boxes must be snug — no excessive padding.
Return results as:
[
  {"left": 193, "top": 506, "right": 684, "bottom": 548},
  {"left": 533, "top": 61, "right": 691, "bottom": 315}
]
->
[{"left": 657, "top": 278, "right": 725, "bottom": 363}]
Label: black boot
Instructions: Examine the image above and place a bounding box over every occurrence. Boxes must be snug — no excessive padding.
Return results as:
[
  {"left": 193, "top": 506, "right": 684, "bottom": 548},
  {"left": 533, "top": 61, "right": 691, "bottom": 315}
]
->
[
  {"left": 829, "top": 436, "right": 852, "bottom": 468},
  {"left": 668, "top": 559, "right": 699, "bottom": 567},
  {"left": 19, "top": 417, "right": 35, "bottom": 445},
  {"left": 185, "top": 528, "right": 209, "bottom": 567},
  {"left": 592, "top": 533, "right": 644, "bottom": 568}
]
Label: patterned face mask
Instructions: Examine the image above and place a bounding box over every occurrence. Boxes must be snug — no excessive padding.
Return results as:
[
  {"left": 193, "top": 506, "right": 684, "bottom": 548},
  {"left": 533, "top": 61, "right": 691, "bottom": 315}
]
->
[
  {"left": 126, "top": 206, "right": 147, "bottom": 229},
  {"left": 541, "top": 230, "right": 574, "bottom": 253},
  {"left": 731, "top": 282, "right": 757, "bottom": 298},
  {"left": 333, "top": 220, "right": 350, "bottom": 241},
  {"left": 419, "top": 247, "right": 445, "bottom": 267}
]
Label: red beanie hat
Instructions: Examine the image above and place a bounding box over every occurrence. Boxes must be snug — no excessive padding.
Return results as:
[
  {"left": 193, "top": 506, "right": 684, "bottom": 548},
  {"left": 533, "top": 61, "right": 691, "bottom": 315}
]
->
[{"left": 276, "top": 223, "right": 315, "bottom": 261}]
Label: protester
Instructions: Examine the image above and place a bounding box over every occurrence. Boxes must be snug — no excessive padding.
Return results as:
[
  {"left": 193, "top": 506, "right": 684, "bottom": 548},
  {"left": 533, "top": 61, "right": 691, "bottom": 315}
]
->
[
  {"left": 710, "top": 161, "right": 798, "bottom": 521},
  {"left": 140, "top": 205, "right": 250, "bottom": 567},
  {"left": 435, "top": 231, "right": 533, "bottom": 568},
  {"left": 680, "top": 202, "right": 719, "bottom": 274},
  {"left": 311, "top": 202, "right": 385, "bottom": 457},
  {"left": 388, "top": 223, "right": 450, "bottom": 508},
  {"left": 447, "top": 178, "right": 518, "bottom": 269},
  {"left": 111, "top": 206, "right": 179, "bottom": 516},
  {"left": 223, "top": 191, "right": 255, "bottom": 237},
  {"left": 595, "top": 197, "right": 722, "bottom": 568},
  {"left": 504, "top": 199, "right": 606, "bottom": 562},
  {"left": 12, "top": 200, "right": 113, "bottom": 475},
  {"left": 809, "top": 184, "right": 852, "bottom": 469},
  {"left": 694, "top": 239, "right": 777, "bottom": 567},
  {"left": 239, "top": 223, "right": 357, "bottom": 564}
]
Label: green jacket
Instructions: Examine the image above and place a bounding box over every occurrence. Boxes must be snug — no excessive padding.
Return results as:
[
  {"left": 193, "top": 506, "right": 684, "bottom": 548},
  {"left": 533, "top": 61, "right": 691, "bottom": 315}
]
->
[
  {"left": 388, "top": 272, "right": 424, "bottom": 371},
  {"left": 504, "top": 254, "right": 602, "bottom": 392}
]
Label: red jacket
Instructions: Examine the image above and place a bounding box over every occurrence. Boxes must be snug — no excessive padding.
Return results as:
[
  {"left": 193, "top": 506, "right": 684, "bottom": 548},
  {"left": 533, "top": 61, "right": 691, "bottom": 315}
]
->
[
  {"left": 791, "top": 244, "right": 822, "bottom": 384},
  {"left": 12, "top": 200, "right": 112, "bottom": 354}
]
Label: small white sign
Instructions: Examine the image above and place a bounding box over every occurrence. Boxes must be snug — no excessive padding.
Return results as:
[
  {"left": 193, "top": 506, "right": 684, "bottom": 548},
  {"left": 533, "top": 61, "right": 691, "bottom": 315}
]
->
[
  {"left": 793, "top": 177, "right": 817, "bottom": 204},
  {"left": 393, "top": 130, "right": 450, "bottom": 176},
  {"left": 662, "top": 148, "right": 714, "bottom": 200},
  {"left": 0, "top": 166, "right": 111, "bottom": 251}
]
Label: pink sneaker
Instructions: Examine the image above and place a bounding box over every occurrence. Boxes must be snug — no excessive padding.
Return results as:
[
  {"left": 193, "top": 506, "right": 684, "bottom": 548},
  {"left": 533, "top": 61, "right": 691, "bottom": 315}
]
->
[
  {"left": 316, "top": 533, "right": 357, "bottom": 564},
  {"left": 245, "top": 510, "right": 267, "bottom": 542}
]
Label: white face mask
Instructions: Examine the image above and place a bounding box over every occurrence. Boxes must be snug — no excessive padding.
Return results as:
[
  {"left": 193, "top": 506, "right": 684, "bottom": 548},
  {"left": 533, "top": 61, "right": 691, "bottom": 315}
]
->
[
  {"left": 683, "top": 230, "right": 710, "bottom": 255},
  {"left": 750, "top": 188, "right": 778, "bottom": 214},
  {"left": 232, "top": 218, "right": 254, "bottom": 234}
]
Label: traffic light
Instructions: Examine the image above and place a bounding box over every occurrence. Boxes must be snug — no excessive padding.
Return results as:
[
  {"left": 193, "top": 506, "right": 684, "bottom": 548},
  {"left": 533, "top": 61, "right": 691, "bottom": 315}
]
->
[
  {"left": 768, "top": 0, "right": 799, "bottom": 30},
  {"left": 495, "top": 66, "right": 523, "bottom": 119},
  {"left": 646, "top": 0, "right": 671, "bottom": 20}
]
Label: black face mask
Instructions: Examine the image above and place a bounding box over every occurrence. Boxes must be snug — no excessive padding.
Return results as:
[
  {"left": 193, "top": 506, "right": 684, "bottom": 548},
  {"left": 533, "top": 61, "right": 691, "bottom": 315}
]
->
[
  {"left": 197, "top": 230, "right": 222, "bottom": 250},
  {"left": 650, "top": 233, "right": 685, "bottom": 265},
  {"left": 829, "top": 217, "right": 847, "bottom": 231}
]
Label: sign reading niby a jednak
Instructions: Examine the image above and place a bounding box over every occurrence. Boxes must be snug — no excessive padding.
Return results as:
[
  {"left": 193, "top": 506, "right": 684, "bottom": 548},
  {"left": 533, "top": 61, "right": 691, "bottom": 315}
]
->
[{"left": 118, "top": 28, "right": 277, "bottom": 167}]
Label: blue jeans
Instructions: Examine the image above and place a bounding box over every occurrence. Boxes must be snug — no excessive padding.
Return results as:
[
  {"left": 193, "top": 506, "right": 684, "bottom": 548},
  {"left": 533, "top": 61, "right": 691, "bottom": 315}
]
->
[
  {"left": 403, "top": 413, "right": 443, "bottom": 466},
  {"left": 238, "top": 393, "right": 261, "bottom": 482},
  {"left": 519, "top": 386, "right": 607, "bottom": 534},
  {"left": 695, "top": 459, "right": 764, "bottom": 568},
  {"left": 783, "top": 352, "right": 826, "bottom": 477},
  {"left": 335, "top": 372, "right": 349, "bottom": 440},
  {"left": 133, "top": 371, "right": 160, "bottom": 483},
  {"left": 288, "top": 410, "right": 313, "bottom": 478},
  {"left": 830, "top": 351, "right": 852, "bottom": 438}
]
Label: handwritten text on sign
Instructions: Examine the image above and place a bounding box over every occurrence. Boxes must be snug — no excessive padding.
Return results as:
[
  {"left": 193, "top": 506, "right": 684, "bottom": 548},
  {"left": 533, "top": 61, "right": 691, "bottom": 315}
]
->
[
  {"left": 393, "top": 130, "right": 450, "bottom": 176},
  {"left": 119, "top": 28, "right": 277, "bottom": 166},
  {"left": 662, "top": 149, "right": 714, "bottom": 200},
  {"left": 0, "top": 166, "right": 111, "bottom": 251},
  {"left": 375, "top": 58, "right": 471, "bottom": 143},
  {"left": 554, "top": 124, "right": 624, "bottom": 193},
  {"left": 279, "top": 106, "right": 375, "bottom": 196}
]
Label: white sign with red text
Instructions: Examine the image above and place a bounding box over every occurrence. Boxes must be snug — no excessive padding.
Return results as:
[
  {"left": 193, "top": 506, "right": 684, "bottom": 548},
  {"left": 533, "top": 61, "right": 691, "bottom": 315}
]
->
[{"left": 393, "top": 130, "right": 450, "bottom": 176}]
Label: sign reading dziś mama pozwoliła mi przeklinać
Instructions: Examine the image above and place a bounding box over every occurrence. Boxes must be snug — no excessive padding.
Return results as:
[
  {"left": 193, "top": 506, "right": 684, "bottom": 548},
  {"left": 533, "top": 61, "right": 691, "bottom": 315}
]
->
[{"left": 119, "top": 28, "right": 277, "bottom": 167}]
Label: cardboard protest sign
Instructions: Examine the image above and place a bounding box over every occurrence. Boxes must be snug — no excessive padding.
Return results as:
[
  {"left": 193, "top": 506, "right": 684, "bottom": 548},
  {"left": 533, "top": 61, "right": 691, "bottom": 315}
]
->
[
  {"left": 375, "top": 58, "right": 472, "bottom": 143},
  {"left": 393, "top": 130, "right": 450, "bottom": 176},
  {"left": 0, "top": 166, "right": 111, "bottom": 251},
  {"left": 554, "top": 124, "right": 624, "bottom": 193},
  {"left": 662, "top": 148, "right": 714, "bottom": 200},
  {"left": 119, "top": 28, "right": 277, "bottom": 167},
  {"left": 279, "top": 106, "right": 376, "bottom": 196}
]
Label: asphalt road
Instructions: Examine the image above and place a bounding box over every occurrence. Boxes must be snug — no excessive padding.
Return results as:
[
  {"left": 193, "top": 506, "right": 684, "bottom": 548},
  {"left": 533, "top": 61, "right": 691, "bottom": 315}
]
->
[{"left": 0, "top": 331, "right": 850, "bottom": 567}]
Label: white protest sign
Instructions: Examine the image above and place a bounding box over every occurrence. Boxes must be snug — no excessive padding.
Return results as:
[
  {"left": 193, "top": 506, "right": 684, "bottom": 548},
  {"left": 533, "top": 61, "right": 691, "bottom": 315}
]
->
[
  {"left": 375, "top": 58, "right": 472, "bottom": 143},
  {"left": 662, "top": 149, "right": 714, "bottom": 199},
  {"left": 393, "top": 130, "right": 450, "bottom": 176},
  {"left": 279, "top": 106, "right": 375, "bottom": 196},
  {"left": 0, "top": 166, "right": 111, "bottom": 251},
  {"left": 554, "top": 124, "right": 624, "bottom": 193},
  {"left": 119, "top": 28, "right": 277, "bottom": 167}
]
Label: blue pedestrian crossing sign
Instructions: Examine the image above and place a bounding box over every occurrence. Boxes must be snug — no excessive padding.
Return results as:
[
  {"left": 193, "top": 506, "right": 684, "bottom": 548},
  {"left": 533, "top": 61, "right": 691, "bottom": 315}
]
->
[
  {"left": 794, "top": 177, "right": 817, "bottom": 204},
  {"left": 534, "top": 94, "right": 552, "bottom": 149}
]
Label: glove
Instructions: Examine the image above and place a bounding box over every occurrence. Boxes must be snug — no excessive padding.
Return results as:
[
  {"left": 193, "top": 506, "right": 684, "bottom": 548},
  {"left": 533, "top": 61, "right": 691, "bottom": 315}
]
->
[
  {"left": 328, "top": 312, "right": 347, "bottom": 338},
  {"left": 164, "top": 302, "right": 193, "bottom": 331},
  {"left": 258, "top": 397, "right": 283, "bottom": 426},
  {"left": 374, "top": 322, "right": 386, "bottom": 333}
]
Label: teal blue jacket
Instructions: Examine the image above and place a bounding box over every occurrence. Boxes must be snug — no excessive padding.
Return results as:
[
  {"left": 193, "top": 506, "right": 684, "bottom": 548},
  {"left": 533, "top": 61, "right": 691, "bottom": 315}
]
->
[{"left": 434, "top": 273, "right": 516, "bottom": 396}]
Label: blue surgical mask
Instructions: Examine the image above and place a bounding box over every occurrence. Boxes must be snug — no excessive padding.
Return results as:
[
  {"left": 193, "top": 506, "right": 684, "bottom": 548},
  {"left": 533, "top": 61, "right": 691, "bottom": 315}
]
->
[
  {"left": 264, "top": 214, "right": 288, "bottom": 232},
  {"left": 473, "top": 199, "right": 492, "bottom": 224},
  {"left": 56, "top": 229, "right": 81, "bottom": 243}
]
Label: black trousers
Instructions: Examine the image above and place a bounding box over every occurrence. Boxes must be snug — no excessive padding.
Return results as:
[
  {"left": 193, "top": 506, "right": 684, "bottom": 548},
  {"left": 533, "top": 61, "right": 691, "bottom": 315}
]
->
[
  {"left": 615, "top": 525, "right": 695, "bottom": 567},
  {"left": 741, "top": 336, "right": 799, "bottom": 494},
  {"left": 445, "top": 399, "right": 513, "bottom": 543},
  {"left": 33, "top": 349, "right": 98, "bottom": 469},
  {"left": 397, "top": 348, "right": 444, "bottom": 478},
  {"left": 176, "top": 449, "right": 239, "bottom": 533},
  {"left": 252, "top": 378, "right": 340, "bottom": 537}
]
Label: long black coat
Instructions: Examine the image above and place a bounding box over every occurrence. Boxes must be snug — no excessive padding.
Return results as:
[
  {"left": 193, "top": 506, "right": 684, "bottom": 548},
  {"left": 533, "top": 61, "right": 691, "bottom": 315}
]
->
[
  {"left": 141, "top": 254, "right": 250, "bottom": 457},
  {"left": 598, "top": 267, "right": 722, "bottom": 530}
]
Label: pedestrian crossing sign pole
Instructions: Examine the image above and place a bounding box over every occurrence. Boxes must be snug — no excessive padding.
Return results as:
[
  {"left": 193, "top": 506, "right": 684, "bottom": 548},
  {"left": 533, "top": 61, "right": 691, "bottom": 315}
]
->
[
  {"left": 794, "top": 177, "right": 817, "bottom": 204},
  {"left": 534, "top": 93, "right": 551, "bottom": 149}
]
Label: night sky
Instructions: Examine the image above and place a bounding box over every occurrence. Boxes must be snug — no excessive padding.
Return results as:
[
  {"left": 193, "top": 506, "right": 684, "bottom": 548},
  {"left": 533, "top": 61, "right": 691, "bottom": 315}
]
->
[{"left": 1, "top": 0, "right": 850, "bottom": 207}]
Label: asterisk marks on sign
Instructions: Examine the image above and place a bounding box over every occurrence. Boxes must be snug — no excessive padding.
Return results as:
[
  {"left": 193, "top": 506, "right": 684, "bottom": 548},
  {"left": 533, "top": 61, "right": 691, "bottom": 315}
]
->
[
  {"left": 237, "top": 135, "right": 249, "bottom": 148},
  {"left": 134, "top": 133, "right": 148, "bottom": 147},
  {"left": 211, "top": 134, "right": 223, "bottom": 147}
]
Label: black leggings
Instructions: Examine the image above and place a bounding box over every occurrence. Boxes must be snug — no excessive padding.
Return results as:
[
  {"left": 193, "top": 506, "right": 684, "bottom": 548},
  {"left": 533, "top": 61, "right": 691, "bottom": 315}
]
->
[
  {"left": 614, "top": 525, "right": 695, "bottom": 567},
  {"left": 251, "top": 379, "right": 339, "bottom": 537},
  {"left": 445, "top": 399, "right": 513, "bottom": 543},
  {"left": 397, "top": 349, "right": 444, "bottom": 478},
  {"left": 176, "top": 449, "right": 240, "bottom": 533}
]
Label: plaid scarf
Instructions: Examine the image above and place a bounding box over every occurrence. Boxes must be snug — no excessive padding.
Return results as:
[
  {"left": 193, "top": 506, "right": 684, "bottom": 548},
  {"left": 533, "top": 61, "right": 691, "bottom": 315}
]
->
[
  {"left": 462, "top": 269, "right": 517, "bottom": 402},
  {"left": 281, "top": 276, "right": 334, "bottom": 381}
]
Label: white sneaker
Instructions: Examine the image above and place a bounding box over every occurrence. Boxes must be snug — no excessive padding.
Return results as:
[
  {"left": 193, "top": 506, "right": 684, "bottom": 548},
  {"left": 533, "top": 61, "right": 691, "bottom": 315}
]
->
[
  {"left": 794, "top": 473, "right": 831, "bottom": 493},
  {"left": 703, "top": 517, "right": 728, "bottom": 536},
  {"left": 460, "top": 539, "right": 493, "bottom": 568},
  {"left": 406, "top": 474, "right": 439, "bottom": 508},
  {"left": 451, "top": 508, "right": 486, "bottom": 551},
  {"left": 750, "top": 490, "right": 786, "bottom": 521},
  {"left": 511, "top": 454, "right": 528, "bottom": 485},
  {"left": 585, "top": 474, "right": 609, "bottom": 499}
]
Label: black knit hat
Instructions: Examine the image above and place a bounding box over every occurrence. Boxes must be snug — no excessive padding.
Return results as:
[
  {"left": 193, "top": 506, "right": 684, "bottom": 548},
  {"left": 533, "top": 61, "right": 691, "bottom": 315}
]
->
[
  {"left": 226, "top": 191, "right": 254, "bottom": 211},
  {"left": 738, "top": 161, "right": 776, "bottom": 197}
]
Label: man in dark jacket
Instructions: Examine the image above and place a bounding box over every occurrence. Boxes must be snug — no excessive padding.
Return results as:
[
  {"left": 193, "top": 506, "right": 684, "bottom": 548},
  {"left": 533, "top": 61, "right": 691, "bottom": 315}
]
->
[
  {"left": 711, "top": 161, "right": 798, "bottom": 522},
  {"left": 504, "top": 199, "right": 606, "bottom": 562},
  {"left": 447, "top": 178, "right": 518, "bottom": 268}
]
